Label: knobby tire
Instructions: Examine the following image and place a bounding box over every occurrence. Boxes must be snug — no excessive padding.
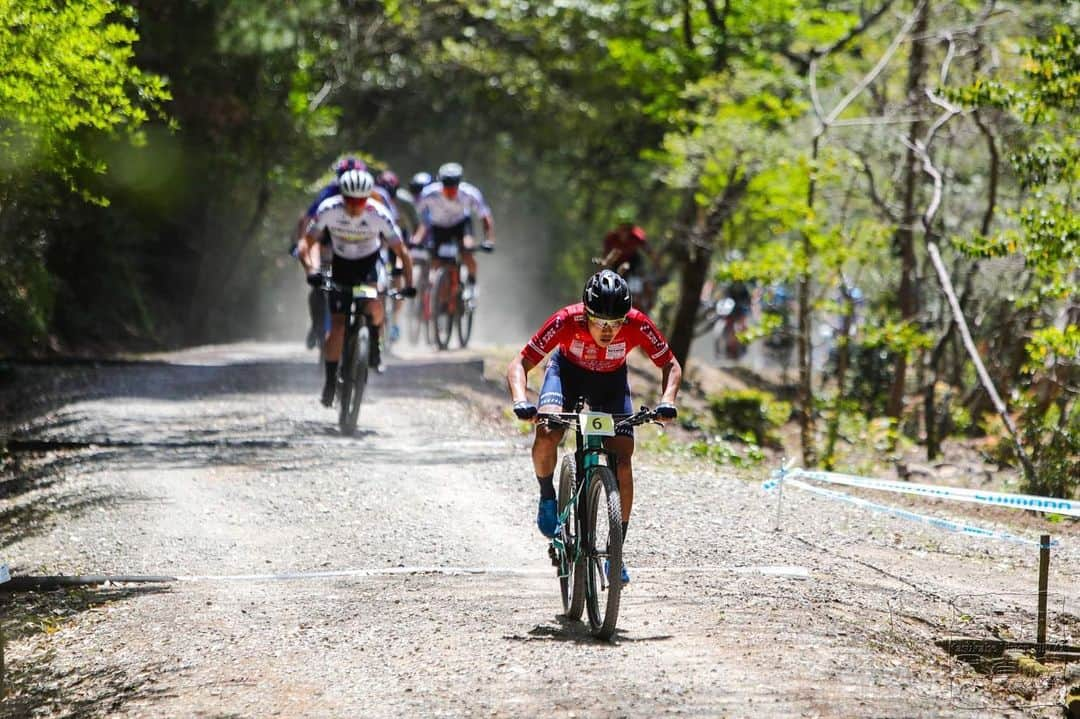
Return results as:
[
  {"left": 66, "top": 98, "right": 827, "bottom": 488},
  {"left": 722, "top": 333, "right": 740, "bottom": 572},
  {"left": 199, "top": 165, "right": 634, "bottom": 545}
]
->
[
  {"left": 583, "top": 466, "right": 623, "bottom": 639},
  {"left": 557, "top": 455, "right": 585, "bottom": 620},
  {"left": 338, "top": 325, "right": 369, "bottom": 435},
  {"left": 432, "top": 269, "right": 454, "bottom": 351},
  {"left": 457, "top": 286, "right": 474, "bottom": 349}
]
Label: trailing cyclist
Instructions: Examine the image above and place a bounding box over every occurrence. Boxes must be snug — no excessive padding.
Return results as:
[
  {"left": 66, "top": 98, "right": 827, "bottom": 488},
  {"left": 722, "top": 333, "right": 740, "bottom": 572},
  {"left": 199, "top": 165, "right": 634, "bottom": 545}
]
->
[
  {"left": 413, "top": 162, "right": 495, "bottom": 293},
  {"left": 595, "top": 214, "right": 662, "bottom": 313},
  {"left": 506, "top": 269, "right": 681, "bottom": 583},
  {"left": 297, "top": 169, "right": 415, "bottom": 406}
]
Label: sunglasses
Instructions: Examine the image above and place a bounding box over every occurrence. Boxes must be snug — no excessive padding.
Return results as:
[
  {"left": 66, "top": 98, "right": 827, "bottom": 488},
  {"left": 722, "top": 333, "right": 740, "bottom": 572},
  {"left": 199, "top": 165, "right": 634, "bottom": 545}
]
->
[{"left": 587, "top": 314, "right": 626, "bottom": 330}]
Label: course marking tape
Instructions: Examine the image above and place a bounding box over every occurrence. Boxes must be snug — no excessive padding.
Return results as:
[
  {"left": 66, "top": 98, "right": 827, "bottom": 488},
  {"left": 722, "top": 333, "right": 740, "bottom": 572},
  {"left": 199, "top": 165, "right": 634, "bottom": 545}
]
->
[
  {"left": 764, "top": 477, "right": 1050, "bottom": 547},
  {"left": 777, "top": 467, "right": 1078, "bottom": 518},
  {"left": 175, "top": 564, "right": 810, "bottom": 583}
]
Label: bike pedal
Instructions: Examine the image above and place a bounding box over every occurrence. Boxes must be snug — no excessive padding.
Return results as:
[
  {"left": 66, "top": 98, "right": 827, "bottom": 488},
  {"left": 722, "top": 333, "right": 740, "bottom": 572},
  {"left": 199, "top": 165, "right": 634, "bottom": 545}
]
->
[{"left": 547, "top": 544, "right": 560, "bottom": 567}]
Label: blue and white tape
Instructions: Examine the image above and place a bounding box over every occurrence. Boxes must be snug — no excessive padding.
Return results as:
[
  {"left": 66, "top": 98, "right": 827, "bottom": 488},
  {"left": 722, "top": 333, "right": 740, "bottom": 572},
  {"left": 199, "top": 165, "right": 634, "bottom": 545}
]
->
[
  {"left": 765, "top": 476, "right": 1048, "bottom": 546},
  {"left": 782, "top": 468, "right": 1078, "bottom": 518}
]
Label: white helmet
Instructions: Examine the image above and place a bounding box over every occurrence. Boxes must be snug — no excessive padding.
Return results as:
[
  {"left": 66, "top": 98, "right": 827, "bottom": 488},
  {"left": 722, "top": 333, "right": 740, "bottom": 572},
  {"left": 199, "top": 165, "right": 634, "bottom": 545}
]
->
[
  {"left": 437, "top": 162, "right": 464, "bottom": 185},
  {"left": 339, "top": 169, "right": 374, "bottom": 198}
]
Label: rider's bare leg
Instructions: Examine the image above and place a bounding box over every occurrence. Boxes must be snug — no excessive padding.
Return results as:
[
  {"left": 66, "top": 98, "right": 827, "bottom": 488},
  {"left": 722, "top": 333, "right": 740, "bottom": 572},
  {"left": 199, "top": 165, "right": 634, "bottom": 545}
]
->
[
  {"left": 325, "top": 314, "right": 346, "bottom": 362},
  {"left": 462, "top": 235, "right": 478, "bottom": 284},
  {"left": 605, "top": 435, "right": 635, "bottom": 525},
  {"left": 532, "top": 405, "right": 565, "bottom": 477}
]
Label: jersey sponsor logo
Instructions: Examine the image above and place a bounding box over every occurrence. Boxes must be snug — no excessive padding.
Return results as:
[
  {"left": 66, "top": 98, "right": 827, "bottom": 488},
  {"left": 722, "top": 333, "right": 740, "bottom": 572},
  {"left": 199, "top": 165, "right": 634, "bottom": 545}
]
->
[
  {"left": 569, "top": 339, "right": 585, "bottom": 357},
  {"left": 538, "top": 315, "right": 563, "bottom": 347},
  {"left": 639, "top": 321, "right": 662, "bottom": 349},
  {"left": 605, "top": 342, "right": 626, "bottom": 360}
]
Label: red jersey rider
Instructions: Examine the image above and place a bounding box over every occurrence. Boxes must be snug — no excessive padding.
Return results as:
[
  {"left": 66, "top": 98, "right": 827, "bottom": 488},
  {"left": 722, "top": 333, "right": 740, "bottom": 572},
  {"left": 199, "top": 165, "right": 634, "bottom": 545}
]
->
[{"left": 506, "top": 270, "right": 681, "bottom": 583}]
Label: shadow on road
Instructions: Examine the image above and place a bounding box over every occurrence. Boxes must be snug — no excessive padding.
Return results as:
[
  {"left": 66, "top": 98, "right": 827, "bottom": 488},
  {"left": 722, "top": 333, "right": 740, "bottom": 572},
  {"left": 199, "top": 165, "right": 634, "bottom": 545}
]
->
[
  {"left": 506, "top": 618, "right": 675, "bottom": 646},
  {"left": 0, "top": 584, "right": 173, "bottom": 719}
]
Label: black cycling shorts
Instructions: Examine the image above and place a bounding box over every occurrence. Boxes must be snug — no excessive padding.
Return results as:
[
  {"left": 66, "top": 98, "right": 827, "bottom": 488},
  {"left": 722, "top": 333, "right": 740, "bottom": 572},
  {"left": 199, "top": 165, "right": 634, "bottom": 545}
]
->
[
  {"left": 538, "top": 349, "right": 634, "bottom": 438},
  {"left": 431, "top": 218, "right": 470, "bottom": 258},
  {"left": 329, "top": 251, "right": 380, "bottom": 314}
]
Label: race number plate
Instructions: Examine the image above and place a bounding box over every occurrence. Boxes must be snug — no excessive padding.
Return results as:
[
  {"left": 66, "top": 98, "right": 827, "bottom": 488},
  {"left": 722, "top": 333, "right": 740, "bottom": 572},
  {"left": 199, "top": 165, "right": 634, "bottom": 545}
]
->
[
  {"left": 579, "top": 412, "right": 615, "bottom": 437},
  {"left": 352, "top": 284, "right": 379, "bottom": 299},
  {"left": 437, "top": 243, "right": 460, "bottom": 259}
]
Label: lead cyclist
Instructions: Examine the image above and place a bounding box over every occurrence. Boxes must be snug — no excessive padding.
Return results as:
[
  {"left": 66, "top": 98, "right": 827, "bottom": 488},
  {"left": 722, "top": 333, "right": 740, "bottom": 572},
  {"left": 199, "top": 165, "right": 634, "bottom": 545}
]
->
[{"left": 506, "top": 270, "right": 681, "bottom": 583}]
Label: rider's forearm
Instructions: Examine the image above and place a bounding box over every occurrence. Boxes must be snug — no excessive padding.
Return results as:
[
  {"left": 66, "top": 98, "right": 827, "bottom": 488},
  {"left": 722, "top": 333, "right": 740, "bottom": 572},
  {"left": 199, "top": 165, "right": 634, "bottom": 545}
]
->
[
  {"left": 299, "top": 235, "right": 318, "bottom": 273},
  {"left": 410, "top": 225, "right": 427, "bottom": 247},
  {"left": 506, "top": 355, "right": 534, "bottom": 403},
  {"left": 660, "top": 359, "right": 682, "bottom": 404},
  {"left": 483, "top": 215, "right": 494, "bottom": 239}
]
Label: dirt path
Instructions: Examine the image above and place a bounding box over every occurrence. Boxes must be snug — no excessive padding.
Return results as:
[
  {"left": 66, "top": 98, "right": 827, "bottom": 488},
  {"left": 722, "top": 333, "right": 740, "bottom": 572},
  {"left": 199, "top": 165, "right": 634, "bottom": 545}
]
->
[{"left": 1, "top": 342, "right": 1077, "bottom": 718}]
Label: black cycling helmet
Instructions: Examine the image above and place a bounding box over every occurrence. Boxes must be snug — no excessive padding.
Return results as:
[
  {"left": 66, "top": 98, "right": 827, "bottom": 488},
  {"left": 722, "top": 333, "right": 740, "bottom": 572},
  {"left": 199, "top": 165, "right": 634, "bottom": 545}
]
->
[
  {"left": 583, "top": 270, "right": 631, "bottom": 319},
  {"left": 408, "top": 171, "right": 432, "bottom": 196},
  {"left": 438, "top": 162, "right": 463, "bottom": 187}
]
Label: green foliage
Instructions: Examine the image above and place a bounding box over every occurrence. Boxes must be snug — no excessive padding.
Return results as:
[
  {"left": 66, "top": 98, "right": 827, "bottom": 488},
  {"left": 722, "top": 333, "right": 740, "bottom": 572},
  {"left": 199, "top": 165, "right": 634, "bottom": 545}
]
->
[
  {"left": 0, "top": 0, "right": 170, "bottom": 186},
  {"left": 707, "top": 388, "right": 791, "bottom": 448}
]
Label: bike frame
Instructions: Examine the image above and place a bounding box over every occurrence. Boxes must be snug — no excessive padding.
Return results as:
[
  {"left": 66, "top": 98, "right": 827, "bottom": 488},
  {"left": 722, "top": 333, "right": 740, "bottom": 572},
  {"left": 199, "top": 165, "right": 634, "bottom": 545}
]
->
[{"left": 552, "top": 419, "right": 616, "bottom": 577}]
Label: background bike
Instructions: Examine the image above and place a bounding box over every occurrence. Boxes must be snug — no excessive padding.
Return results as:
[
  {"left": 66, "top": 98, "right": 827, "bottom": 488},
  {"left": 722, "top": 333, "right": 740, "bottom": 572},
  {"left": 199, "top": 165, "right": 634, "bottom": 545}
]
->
[
  {"left": 540, "top": 403, "right": 660, "bottom": 639},
  {"left": 320, "top": 277, "right": 408, "bottom": 436},
  {"left": 429, "top": 241, "right": 494, "bottom": 350}
]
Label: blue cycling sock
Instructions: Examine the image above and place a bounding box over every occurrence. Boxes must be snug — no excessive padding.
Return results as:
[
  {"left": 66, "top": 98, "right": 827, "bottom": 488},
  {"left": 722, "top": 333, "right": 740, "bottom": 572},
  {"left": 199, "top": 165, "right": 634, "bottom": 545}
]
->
[{"left": 537, "top": 474, "right": 555, "bottom": 501}]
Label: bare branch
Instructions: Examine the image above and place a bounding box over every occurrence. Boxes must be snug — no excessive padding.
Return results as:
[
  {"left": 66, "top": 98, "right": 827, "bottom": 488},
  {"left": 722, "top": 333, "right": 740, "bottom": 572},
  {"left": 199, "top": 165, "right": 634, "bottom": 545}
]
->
[
  {"left": 939, "top": 32, "right": 957, "bottom": 86},
  {"left": 927, "top": 242, "right": 1038, "bottom": 482},
  {"left": 823, "top": 0, "right": 927, "bottom": 128},
  {"left": 780, "top": 0, "right": 901, "bottom": 74},
  {"left": 855, "top": 151, "right": 900, "bottom": 222},
  {"left": 831, "top": 114, "right": 929, "bottom": 127},
  {"left": 972, "top": 110, "right": 1000, "bottom": 236},
  {"left": 809, "top": 58, "right": 826, "bottom": 122}
]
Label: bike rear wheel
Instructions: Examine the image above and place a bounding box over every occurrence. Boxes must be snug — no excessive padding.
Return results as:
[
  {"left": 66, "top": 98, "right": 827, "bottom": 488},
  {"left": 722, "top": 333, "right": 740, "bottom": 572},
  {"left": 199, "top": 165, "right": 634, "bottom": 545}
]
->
[
  {"left": 431, "top": 269, "right": 454, "bottom": 350},
  {"left": 583, "top": 466, "right": 623, "bottom": 639},
  {"left": 338, "top": 325, "right": 369, "bottom": 435},
  {"left": 556, "top": 455, "right": 585, "bottom": 620}
]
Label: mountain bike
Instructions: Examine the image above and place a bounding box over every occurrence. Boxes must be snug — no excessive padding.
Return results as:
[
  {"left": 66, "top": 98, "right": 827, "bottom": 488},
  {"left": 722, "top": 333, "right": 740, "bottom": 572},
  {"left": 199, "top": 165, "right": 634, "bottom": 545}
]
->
[
  {"left": 320, "top": 277, "right": 407, "bottom": 436},
  {"left": 429, "top": 240, "right": 494, "bottom": 350},
  {"left": 539, "top": 403, "right": 661, "bottom": 639}
]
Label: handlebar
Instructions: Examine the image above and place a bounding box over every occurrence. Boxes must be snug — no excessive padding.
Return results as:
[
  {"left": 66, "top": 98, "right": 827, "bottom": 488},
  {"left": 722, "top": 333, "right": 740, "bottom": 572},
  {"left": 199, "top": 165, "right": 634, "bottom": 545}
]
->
[
  {"left": 538, "top": 406, "right": 664, "bottom": 431},
  {"left": 318, "top": 277, "right": 414, "bottom": 300}
]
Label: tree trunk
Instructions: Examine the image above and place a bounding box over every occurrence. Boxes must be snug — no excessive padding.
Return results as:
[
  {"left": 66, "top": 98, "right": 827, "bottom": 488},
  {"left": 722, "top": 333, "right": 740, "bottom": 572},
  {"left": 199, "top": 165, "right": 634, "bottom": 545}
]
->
[
  {"left": 886, "top": 0, "right": 930, "bottom": 421},
  {"left": 667, "top": 174, "right": 749, "bottom": 369}
]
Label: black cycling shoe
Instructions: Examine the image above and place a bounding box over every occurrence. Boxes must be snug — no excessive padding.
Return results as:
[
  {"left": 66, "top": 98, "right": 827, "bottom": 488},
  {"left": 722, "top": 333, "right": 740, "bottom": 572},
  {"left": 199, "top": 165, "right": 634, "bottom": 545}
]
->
[{"left": 320, "top": 382, "right": 335, "bottom": 407}]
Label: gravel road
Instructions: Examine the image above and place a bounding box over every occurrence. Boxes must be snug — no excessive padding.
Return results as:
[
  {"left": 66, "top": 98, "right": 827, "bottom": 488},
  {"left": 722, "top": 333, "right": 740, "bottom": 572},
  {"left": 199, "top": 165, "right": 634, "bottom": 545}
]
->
[{"left": 1, "top": 342, "right": 1077, "bottom": 718}]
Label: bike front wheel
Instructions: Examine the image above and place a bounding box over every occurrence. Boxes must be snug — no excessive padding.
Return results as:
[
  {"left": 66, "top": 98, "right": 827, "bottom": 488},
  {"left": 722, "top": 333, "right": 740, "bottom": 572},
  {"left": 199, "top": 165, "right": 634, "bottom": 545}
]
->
[
  {"left": 583, "top": 466, "right": 623, "bottom": 639},
  {"left": 431, "top": 269, "right": 454, "bottom": 350},
  {"left": 457, "top": 286, "right": 475, "bottom": 348},
  {"left": 338, "top": 325, "right": 369, "bottom": 435},
  {"left": 556, "top": 454, "right": 585, "bottom": 620}
]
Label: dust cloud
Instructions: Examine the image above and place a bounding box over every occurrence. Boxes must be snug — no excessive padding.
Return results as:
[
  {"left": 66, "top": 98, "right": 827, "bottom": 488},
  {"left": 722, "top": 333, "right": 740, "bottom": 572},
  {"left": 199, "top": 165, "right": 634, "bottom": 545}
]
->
[{"left": 252, "top": 202, "right": 567, "bottom": 352}]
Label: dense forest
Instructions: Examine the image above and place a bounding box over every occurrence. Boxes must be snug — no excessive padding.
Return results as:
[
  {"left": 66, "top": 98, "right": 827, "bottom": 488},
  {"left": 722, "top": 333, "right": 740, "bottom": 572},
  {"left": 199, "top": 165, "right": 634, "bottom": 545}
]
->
[{"left": 0, "top": 1, "right": 1076, "bottom": 496}]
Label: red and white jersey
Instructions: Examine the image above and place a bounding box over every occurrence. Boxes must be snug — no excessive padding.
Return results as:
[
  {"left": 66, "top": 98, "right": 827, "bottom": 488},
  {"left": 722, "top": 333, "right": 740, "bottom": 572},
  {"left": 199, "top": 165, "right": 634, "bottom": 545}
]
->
[
  {"left": 522, "top": 303, "right": 674, "bottom": 373},
  {"left": 417, "top": 182, "right": 491, "bottom": 228},
  {"left": 309, "top": 196, "right": 402, "bottom": 260}
]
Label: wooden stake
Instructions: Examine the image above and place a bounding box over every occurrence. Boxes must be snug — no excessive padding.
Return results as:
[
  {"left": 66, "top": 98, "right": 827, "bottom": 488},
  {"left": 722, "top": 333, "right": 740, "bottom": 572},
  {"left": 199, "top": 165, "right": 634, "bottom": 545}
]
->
[{"left": 1037, "top": 534, "right": 1050, "bottom": 660}]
